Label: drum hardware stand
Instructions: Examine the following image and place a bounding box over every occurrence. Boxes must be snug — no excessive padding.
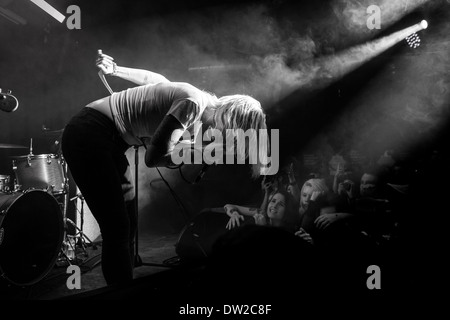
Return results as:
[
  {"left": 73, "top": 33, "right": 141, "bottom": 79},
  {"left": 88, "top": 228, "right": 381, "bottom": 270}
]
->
[
  {"left": 56, "top": 182, "right": 77, "bottom": 267},
  {"left": 133, "top": 145, "right": 172, "bottom": 269},
  {"left": 56, "top": 161, "right": 93, "bottom": 266},
  {"left": 28, "top": 138, "right": 33, "bottom": 157},
  {"left": 68, "top": 193, "right": 96, "bottom": 251}
]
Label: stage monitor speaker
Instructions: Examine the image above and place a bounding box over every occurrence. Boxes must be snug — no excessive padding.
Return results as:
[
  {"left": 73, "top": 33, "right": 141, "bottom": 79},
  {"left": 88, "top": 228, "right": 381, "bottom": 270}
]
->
[{"left": 175, "top": 208, "right": 253, "bottom": 262}]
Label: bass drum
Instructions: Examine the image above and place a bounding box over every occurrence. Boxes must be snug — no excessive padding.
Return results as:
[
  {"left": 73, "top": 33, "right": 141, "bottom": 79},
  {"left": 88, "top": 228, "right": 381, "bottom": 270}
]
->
[{"left": 0, "top": 190, "right": 63, "bottom": 286}]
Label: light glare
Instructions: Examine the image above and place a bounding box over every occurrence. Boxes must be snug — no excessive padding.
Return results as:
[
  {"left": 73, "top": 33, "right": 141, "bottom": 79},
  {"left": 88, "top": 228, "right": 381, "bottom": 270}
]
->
[{"left": 420, "top": 20, "right": 428, "bottom": 29}]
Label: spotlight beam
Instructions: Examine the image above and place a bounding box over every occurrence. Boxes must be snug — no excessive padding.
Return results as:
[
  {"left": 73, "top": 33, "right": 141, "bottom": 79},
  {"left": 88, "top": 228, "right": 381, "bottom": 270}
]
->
[
  {"left": 29, "top": 0, "right": 65, "bottom": 23},
  {"left": 294, "top": 21, "right": 429, "bottom": 89}
]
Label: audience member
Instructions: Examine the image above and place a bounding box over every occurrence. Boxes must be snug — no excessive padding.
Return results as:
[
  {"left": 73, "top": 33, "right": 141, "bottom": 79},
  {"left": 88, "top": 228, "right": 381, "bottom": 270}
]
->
[{"left": 224, "top": 187, "right": 298, "bottom": 233}]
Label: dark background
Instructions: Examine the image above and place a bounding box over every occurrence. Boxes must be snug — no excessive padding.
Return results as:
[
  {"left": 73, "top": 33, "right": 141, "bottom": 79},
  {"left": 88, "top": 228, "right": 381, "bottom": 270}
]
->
[{"left": 1, "top": 0, "right": 449, "bottom": 236}]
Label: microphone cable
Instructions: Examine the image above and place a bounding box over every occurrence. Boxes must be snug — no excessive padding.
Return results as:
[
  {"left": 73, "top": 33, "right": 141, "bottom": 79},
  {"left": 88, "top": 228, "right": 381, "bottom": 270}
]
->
[
  {"left": 178, "top": 164, "right": 202, "bottom": 185},
  {"left": 139, "top": 137, "right": 190, "bottom": 221},
  {"left": 154, "top": 166, "right": 191, "bottom": 223}
]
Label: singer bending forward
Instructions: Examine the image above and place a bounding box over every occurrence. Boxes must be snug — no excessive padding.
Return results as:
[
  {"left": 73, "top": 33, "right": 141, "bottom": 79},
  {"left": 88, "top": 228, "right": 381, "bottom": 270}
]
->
[{"left": 61, "top": 52, "right": 268, "bottom": 285}]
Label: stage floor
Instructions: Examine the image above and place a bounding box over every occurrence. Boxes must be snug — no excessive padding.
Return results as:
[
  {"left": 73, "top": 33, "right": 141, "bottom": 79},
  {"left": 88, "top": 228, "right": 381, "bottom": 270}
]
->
[{"left": 0, "top": 231, "right": 182, "bottom": 300}]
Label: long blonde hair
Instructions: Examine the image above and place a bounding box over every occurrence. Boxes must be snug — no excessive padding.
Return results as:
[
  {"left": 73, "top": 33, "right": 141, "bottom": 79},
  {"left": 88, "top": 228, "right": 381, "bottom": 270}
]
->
[{"left": 212, "top": 94, "right": 268, "bottom": 179}]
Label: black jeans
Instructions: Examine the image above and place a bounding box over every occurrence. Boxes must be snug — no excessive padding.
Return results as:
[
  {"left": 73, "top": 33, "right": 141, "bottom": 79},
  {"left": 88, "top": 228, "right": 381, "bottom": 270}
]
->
[{"left": 62, "top": 107, "right": 136, "bottom": 285}]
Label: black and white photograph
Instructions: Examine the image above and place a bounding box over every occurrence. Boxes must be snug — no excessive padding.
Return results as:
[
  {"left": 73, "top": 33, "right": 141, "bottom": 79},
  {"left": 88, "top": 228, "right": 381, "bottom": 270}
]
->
[{"left": 0, "top": 0, "right": 448, "bottom": 314}]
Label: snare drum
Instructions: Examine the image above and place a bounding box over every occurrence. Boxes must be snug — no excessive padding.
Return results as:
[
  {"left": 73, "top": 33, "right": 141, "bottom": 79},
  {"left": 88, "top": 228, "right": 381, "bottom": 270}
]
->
[
  {"left": 0, "top": 175, "right": 11, "bottom": 193},
  {"left": 12, "top": 154, "right": 67, "bottom": 194}
]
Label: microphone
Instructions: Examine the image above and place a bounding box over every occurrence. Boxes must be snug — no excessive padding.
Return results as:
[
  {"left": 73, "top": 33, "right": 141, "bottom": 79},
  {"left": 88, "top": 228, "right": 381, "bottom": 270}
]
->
[
  {"left": 195, "top": 164, "right": 211, "bottom": 184},
  {"left": 97, "top": 49, "right": 115, "bottom": 94}
]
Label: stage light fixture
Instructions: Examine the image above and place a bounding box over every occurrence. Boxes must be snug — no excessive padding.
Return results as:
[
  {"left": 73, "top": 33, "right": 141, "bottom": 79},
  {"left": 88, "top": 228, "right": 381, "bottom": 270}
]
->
[
  {"left": 406, "top": 32, "right": 421, "bottom": 48},
  {"left": 404, "top": 20, "right": 428, "bottom": 49}
]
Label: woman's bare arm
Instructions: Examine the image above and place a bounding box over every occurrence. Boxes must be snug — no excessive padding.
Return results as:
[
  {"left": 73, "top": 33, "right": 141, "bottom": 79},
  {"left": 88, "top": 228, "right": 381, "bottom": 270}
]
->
[{"left": 96, "top": 52, "right": 170, "bottom": 86}]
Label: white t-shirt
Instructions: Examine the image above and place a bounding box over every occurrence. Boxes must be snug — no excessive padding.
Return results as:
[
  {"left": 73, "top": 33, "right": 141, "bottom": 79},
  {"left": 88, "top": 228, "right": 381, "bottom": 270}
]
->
[{"left": 109, "top": 82, "right": 211, "bottom": 146}]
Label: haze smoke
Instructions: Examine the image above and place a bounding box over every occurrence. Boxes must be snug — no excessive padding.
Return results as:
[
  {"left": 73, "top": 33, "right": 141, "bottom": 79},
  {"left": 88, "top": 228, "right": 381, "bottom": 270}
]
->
[{"left": 1, "top": 0, "right": 448, "bottom": 231}]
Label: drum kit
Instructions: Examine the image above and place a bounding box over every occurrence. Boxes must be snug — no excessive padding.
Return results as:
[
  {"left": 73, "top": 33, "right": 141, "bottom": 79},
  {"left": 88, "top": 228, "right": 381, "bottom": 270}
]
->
[{"left": 0, "top": 137, "right": 94, "bottom": 287}]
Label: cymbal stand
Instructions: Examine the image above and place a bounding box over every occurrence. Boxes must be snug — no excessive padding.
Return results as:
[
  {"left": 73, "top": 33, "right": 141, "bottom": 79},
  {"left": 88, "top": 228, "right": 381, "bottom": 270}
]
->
[
  {"left": 56, "top": 183, "right": 75, "bottom": 266},
  {"left": 56, "top": 159, "right": 93, "bottom": 266},
  {"left": 55, "top": 159, "right": 76, "bottom": 266},
  {"left": 68, "top": 193, "right": 95, "bottom": 253}
]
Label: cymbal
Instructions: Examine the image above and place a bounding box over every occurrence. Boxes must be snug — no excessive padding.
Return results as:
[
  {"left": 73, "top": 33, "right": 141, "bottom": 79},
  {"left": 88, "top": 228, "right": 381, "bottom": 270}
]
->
[
  {"left": 0, "top": 143, "right": 27, "bottom": 149},
  {"left": 42, "top": 126, "right": 64, "bottom": 135},
  {"left": 43, "top": 129, "right": 64, "bottom": 134}
]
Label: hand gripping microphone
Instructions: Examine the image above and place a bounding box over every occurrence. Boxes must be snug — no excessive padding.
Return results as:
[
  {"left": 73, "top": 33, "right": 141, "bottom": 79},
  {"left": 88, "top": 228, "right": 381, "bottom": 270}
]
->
[{"left": 97, "top": 49, "right": 115, "bottom": 95}]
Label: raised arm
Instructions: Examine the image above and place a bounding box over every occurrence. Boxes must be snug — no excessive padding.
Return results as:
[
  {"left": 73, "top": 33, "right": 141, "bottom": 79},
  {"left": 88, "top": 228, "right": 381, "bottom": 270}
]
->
[
  {"left": 259, "top": 176, "right": 271, "bottom": 215},
  {"left": 112, "top": 66, "right": 170, "bottom": 86},
  {"left": 96, "top": 52, "right": 170, "bottom": 86}
]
